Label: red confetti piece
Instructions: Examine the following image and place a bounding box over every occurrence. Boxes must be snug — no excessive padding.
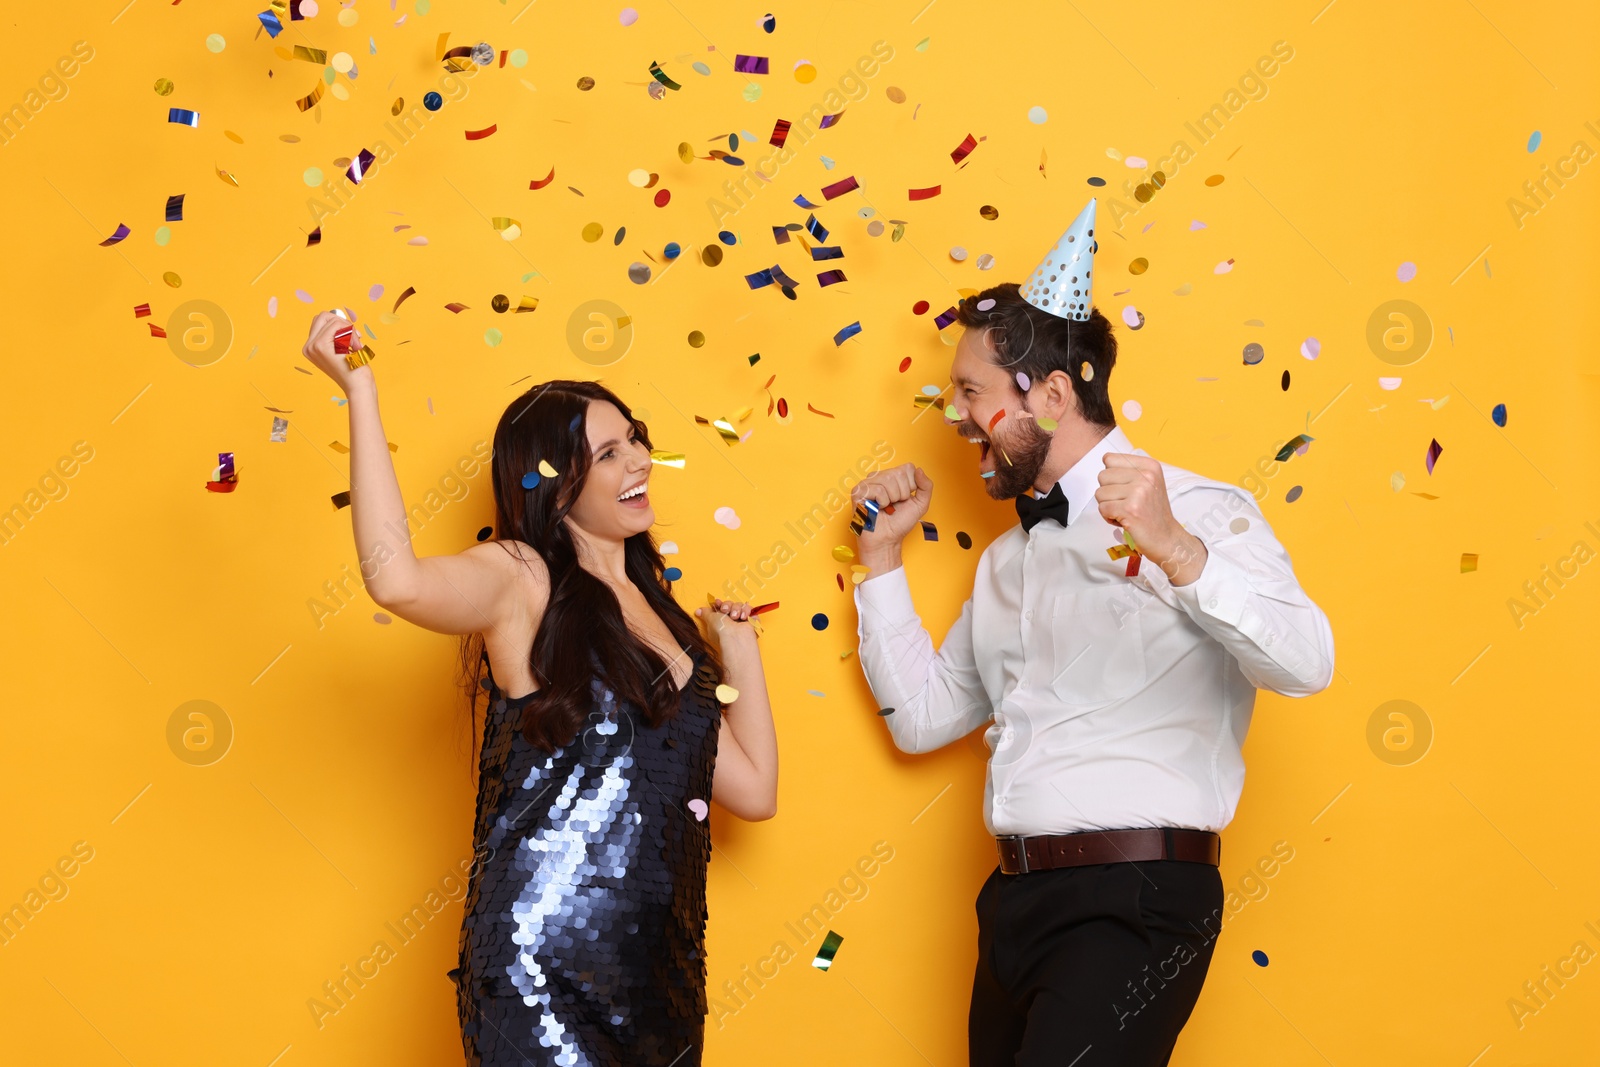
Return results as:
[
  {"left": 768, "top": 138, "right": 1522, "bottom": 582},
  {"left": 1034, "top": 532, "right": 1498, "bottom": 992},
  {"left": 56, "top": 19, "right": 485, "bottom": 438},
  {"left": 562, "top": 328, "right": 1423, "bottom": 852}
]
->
[
  {"left": 1125, "top": 554, "right": 1142, "bottom": 577},
  {"left": 770, "top": 119, "right": 791, "bottom": 147},
  {"left": 148, "top": 324, "right": 168, "bottom": 338},
  {"left": 750, "top": 601, "right": 780, "bottom": 615},
  {"left": 529, "top": 167, "right": 556, "bottom": 190},
  {"left": 836, "top": 573, "right": 845, "bottom": 591},
  {"left": 987, "top": 408, "right": 1007, "bottom": 431},
  {"left": 445, "top": 302, "right": 469, "bottom": 313},
  {"left": 776, "top": 397, "right": 789, "bottom": 417},
  {"left": 393, "top": 286, "right": 417, "bottom": 311},
  {"left": 808, "top": 403, "right": 835, "bottom": 418},
  {"left": 912, "top": 300, "right": 929, "bottom": 315},
  {"left": 654, "top": 189, "right": 671, "bottom": 207},
  {"left": 898, "top": 357, "right": 912, "bottom": 373},
  {"left": 950, "top": 133, "right": 978, "bottom": 165},
  {"left": 820, "top": 175, "right": 859, "bottom": 200},
  {"left": 464, "top": 124, "right": 498, "bottom": 140},
  {"left": 908, "top": 185, "right": 941, "bottom": 201},
  {"left": 133, "top": 303, "right": 151, "bottom": 318}
]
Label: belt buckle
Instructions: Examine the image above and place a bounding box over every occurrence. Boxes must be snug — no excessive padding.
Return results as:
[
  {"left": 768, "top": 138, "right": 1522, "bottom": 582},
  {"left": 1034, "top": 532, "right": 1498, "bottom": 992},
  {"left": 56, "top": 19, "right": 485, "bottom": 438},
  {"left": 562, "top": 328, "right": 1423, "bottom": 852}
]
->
[{"left": 998, "top": 834, "right": 1028, "bottom": 875}]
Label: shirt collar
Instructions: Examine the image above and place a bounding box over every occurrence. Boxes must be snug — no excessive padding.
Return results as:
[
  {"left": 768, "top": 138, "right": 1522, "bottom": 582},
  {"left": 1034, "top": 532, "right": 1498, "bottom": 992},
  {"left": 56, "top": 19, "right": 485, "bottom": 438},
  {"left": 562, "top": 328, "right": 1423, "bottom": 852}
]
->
[{"left": 1045, "top": 423, "right": 1139, "bottom": 527}]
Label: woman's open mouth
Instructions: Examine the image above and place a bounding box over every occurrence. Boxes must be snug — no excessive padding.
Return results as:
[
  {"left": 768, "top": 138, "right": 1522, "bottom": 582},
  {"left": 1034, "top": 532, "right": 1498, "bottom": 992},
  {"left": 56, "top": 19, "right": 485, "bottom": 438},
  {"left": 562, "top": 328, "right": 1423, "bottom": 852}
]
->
[{"left": 617, "top": 481, "right": 650, "bottom": 508}]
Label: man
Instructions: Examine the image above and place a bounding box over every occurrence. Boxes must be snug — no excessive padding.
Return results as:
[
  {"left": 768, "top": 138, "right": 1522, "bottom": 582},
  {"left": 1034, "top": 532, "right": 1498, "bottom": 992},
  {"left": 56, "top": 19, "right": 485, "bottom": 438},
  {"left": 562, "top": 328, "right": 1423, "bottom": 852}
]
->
[{"left": 848, "top": 199, "right": 1335, "bottom": 1066}]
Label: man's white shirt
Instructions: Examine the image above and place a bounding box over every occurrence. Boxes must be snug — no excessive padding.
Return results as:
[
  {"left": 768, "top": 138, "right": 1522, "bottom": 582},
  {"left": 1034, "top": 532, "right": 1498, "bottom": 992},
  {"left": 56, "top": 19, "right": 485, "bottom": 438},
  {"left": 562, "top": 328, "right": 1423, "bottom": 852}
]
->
[{"left": 853, "top": 424, "right": 1335, "bottom": 836}]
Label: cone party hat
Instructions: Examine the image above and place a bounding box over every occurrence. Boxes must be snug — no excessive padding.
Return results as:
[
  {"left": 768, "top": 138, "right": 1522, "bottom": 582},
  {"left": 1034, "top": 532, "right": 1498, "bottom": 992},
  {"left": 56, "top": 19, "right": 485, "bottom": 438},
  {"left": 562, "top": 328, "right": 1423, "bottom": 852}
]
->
[{"left": 1020, "top": 198, "right": 1097, "bottom": 321}]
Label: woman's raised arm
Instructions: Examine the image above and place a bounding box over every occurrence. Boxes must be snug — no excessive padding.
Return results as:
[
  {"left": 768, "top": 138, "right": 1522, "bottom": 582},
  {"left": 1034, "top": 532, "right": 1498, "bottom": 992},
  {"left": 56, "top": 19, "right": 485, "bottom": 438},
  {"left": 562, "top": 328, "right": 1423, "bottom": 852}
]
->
[{"left": 301, "top": 311, "right": 547, "bottom": 637}]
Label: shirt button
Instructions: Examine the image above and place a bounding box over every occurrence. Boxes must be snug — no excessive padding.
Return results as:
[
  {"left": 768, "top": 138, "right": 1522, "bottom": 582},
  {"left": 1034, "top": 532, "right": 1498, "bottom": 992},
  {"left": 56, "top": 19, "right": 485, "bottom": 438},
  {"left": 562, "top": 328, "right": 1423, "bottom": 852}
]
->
[
  {"left": 995, "top": 795, "right": 1007, "bottom": 805},
  {"left": 1207, "top": 597, "right": 1218, "bottom": 609},
  {"left": 1024, "top": 609, "right": 1034, "bottom": 621},
  {"left": 1266, "top": 633, "right": 1276, "bottom": 646}
]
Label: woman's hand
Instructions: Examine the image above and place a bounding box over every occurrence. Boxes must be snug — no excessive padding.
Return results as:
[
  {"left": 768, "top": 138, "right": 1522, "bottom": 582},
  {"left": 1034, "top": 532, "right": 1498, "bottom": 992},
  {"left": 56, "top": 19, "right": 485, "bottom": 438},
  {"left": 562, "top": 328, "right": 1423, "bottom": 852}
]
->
[
  {"left": 694, "top": 597, "right": 755, "bottom": 653},
  {"left": 301, "top": 310, "right": 370, "bottom": 394}
]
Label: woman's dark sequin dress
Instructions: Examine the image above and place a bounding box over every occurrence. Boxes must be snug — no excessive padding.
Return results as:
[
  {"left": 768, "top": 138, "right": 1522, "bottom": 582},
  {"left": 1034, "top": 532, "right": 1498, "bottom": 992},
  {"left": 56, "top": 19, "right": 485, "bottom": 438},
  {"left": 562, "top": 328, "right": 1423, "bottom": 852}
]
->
[{"left": 450, "top": 649, "right": 721, "bottom": 1066}]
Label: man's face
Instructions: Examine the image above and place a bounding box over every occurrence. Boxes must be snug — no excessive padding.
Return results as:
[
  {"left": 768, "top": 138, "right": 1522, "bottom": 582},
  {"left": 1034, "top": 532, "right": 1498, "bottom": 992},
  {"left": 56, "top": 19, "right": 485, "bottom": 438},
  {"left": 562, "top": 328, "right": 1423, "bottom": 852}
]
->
[{"left": 948, "top": 326, "right": 1054, "bottom": 500}]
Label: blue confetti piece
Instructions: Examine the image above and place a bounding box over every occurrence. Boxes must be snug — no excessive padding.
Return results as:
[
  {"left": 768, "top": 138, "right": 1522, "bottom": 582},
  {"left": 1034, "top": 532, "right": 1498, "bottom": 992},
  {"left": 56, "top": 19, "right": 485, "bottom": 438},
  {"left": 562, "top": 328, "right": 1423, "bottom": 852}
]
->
[
  {"left": 521, "top": 472, "right": 540, "bottom": 489},
  {"left": 1251, "top": 950, "right": 1269, "bottom": 967},
  {"left": 663, "top": 566, "right": 683, "bottom": 581},
  {"left": 424, "top": 91, "right": 443, "bottom": 111},
  {"left": 167, "top": 108, "right": 199, "bottom": 127},
  {"left": 1527, "top": 130, "right": 1542, "bottom": 152},
  {"left": 1491, "top": 403, "right": 1507, "bottom": 427},
  {"left": 1087, "top": 176, "right": 1106, "bottom": 186},
  {"left": 794, "top": 194, "right": 819, "bottom": 209},
  {"left": 811, "top": 246, "right": 844, "bottom": 261},
  {"left": 806, "top": 214, "right": 829, "bottom": 243},
  {"left": 810, "top": 612, "right": 829, "bottom": 631},
  {"left": 860, "top": 498, "right": 880, "bottom": 532},
  {"left": 920, "top": 520, "right": 938, "bottom": 541},
  {"left": 258, "top": 11, "right": 284, "bottom": 36},
  {"left": 717, "top": 230, "right": 738, "bottom": 245},
  {"left": 833, "top": 320, "right": 862, "bottom": 346},
  {"left": 807, "top": 690, "right": 826, "bottom": 698},
  {"left": 771, "top": 225, "right": 791, "bottom": 245},
  {"left": 663, "top": 242, "right": 681, "bottom": 259},
  {"left": 744, "top": 268, "right": 775, "bottom": 290}
]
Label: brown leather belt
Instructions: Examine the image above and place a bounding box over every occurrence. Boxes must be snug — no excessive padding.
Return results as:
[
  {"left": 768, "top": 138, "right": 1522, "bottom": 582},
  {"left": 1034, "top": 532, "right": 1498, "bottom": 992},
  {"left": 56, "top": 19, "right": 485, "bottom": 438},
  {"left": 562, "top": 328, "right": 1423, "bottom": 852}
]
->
[{"left": 996, "top": 827, "right": 1220, "bottom": 875}]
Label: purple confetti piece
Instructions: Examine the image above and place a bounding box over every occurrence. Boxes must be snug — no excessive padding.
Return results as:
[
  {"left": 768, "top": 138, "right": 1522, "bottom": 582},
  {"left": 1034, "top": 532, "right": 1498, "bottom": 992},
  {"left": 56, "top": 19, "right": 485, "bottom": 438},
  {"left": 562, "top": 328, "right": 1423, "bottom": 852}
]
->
[
  {"left": 806, "top": 214, "right": 829, "bottom": 242},
  {"left": 816, "top": 269, "right": 847, "bottom": 287},
  {"left": 811, "top": 245, "right": 844, "bottom": 261},
  {"left": 793, "top": 195, "right": 819, "bottom": 209},
  {"left": 744, "top": 268, "right": 775, "bottom": 290},
  {"left": 734, "top": 54, "right": 769, "bottom": 74},
  {"left": 933, "top": 306, "right": 959, "bottom": 330},
  {"left": 1425, "top": 438, "right": 1443, "bottom": 474}
]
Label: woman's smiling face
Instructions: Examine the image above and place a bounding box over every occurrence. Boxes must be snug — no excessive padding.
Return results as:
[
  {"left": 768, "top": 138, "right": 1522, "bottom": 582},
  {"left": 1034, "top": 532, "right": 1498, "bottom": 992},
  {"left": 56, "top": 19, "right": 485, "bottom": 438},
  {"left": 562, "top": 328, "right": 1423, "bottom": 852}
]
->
[{"left": 563, "top": 399, "right": 655, "bottom": 542}]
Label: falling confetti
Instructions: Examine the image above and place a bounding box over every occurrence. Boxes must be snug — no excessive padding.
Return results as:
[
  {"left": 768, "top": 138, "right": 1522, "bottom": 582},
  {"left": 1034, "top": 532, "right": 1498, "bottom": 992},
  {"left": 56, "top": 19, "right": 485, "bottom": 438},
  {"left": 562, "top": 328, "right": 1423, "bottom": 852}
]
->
[
  {"left": 812, "top": 931, "right": 844, "bottom": 971},
  {"left": 1461, "top": 553, "right": 1479, "bottom": 573},
  {"left": 1425, "top": 438, "right": 1443, "bottom": 474}
]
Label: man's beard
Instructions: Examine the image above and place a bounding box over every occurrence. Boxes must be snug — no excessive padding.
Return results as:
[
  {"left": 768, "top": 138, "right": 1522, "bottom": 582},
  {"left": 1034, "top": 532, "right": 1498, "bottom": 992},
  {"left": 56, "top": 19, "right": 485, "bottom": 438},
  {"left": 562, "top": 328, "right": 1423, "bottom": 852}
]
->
[{"left": 957, "top": 413, "right": 1054, "bottom": 500}]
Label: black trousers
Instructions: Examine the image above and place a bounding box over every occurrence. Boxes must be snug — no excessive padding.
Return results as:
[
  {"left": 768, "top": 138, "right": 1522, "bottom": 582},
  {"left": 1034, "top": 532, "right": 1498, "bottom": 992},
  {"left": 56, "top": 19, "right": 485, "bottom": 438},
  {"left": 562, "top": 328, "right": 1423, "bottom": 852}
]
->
[{"left": 970, "top": 859, "right": 1224, "bottom": 1067}]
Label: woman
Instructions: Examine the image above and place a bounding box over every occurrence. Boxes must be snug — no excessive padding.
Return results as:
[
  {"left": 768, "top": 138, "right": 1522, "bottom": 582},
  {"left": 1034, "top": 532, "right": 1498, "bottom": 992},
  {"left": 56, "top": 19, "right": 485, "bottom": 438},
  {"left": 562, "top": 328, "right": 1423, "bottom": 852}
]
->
[{"left": 300, "top": 311, "right": 779, "bottom": 1065}]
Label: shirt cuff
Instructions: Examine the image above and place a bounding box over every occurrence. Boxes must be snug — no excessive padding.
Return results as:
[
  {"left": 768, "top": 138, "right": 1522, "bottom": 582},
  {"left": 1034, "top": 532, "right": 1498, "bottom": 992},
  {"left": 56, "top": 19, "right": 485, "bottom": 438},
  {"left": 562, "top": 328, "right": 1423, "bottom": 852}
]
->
[
  {"left": 854, "top": 565, "right": 920, "bottom": 629},
  {"left": 1168, "top": 539, "right": 1251, "bottom": 629}
]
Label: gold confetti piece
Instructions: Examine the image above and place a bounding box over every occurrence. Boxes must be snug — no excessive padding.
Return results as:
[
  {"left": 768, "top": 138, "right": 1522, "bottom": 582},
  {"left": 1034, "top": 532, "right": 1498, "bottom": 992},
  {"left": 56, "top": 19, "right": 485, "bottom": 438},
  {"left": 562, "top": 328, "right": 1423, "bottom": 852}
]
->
[
  {"left": 1461, "top": 553, "right": 1478, "bottom": 573},
  {"left": 393, "top": 286, "right": 417, "bottom": 311},
  {"left": 162, "top": 271, "right": 182, "bottom": 287},
  {"left": 514, "top": 296, "right": 539, "bottom": 313},
  {"left": 1080, "top": 361, "right": 1094, "bottom": 382},
  {"left": 224, "top": 130, "right": 244, "bottom": 144},
  {"left": 715, "top": 684, "right": 739, "bottom": 704},
  {"left": 581, "top": 222, "right": 604, "bottom": 242},
  {"left": 492, "top": 216, "right": 522, "bottom": 240},
  {"left": 808, "top": 403, "right": 835, "bottom": 418},
  {"left": 391, "top": 98, "right": 405, "bottom": 115},
  {"left": 295, "top": 81, "right": 327, "bottom": 112},
  {"left": 711, "top": 418, "right": 740, "bottom": 444},
  {"left": 650, "top": 450, "right": 686, "bottom": 468},
  {"left": 832, "top": 546, "right": 856, "bottom": 563},
  {"left": 733, "top": 406, "right": 753, "bottom": 421},
  {"left": 1172, "top": 283, "right": 1193, "bottom": 296},
  {"left": 913, "top": 395, "right": 942, "bottom": 408},
  {"left": 537, "top": 459, "right": 558, "bottom": 477},
  {"left": 215, "top": 164, "right": 239, "bottom": 187},
  {"left": 679, "top": 141, "right": 695, "bottom": 163},
  {"left": 293, "top": 45, "right": 328, "bottom": 64},
  {"left": 1390, "top": 471, "right": 1406, "bottom": 492},
  {"left": 1129, "top": 258, "right": 1148, "bottom": 275}
]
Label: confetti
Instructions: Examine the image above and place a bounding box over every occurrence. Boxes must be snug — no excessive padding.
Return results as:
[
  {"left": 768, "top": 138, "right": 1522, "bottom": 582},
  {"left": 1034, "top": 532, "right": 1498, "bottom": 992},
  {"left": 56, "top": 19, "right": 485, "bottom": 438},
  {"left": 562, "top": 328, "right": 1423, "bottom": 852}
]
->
[
  {"left": 99, "top": 223, "right": 131, "bottom": 246},
  {"left": 1027, "top": 106, "right": 1047, "bottom": 123},
  {"left": 686, "top": 798, "right": 708, "bottom": 821},
  {"left": 1461, "top": 553, "right": 1479, "bottom": 573},
  {"left": 1300, "top": 338, "right": 1320, "bottom": 360},
  {"left": 1252, "top": 950, "right": 1269, "bottom": 967},
  {"left": 950, "top": 133, "right": 978, "bottom": 165},
  {"left": 1491, "top": 403, "right": 1507, "bottom": 427},
  {"left": 1242, "top": 343, "right": 1265, "bottom": 366},
  {"left": 921, "top": 521, "right": 938, "bottom": 541},
  {"left": 1204, "top": 174, "right": 1225, "bottom": 186},
  {"left": 270, "top": 417, "right": 288, "bottom": 443},
  {"left": 833, "top": 321, "right": 862, "bottom": 346},
  {"left": 714, "top": 506, "right": 741, "bottom": 530},
  {"left": 464, "top": 124, "right": 498, "bottom": 140},
  {"left": 205, "top": 452, "right": 238, "bottom": 493},
  {"left": 820, "top": 175, "right": 859, "bottom": 200},
  {"left": 1527, "top": 130, "right": 1542, "bottom": 152},
  {"left": 734, "top": 54, "right": 769, "bottom": 74},
  {"left": 1285, "top": 485, "right": 1303, "bottom": 503},
  {"left": 908, "top": 185, "right": 941, "bottom": 201},
  {"left": 715, "top": 684, "right": 739, "bottom": 703},
  {"left": 1121, "top": 400, "right": 1142, "bottom": 421},
  {"left": 1425, "top": 438, "right": 1443, "bottom": 474},
  {"left": 1121, "top": 306, "right": 1143, "bottom": 329},
  {"left": 167, "top": 107, "right": 199, "bottom": 126},
  {"left": 1274, "top": 434, "right": 1314, "bottom": 462},
  {"left": 1397, "top": 261, "right": 1417, "bottom": 283},
  {"left": 812, "top": 930, "right": 844, "bottom": 970},
  {"left": 810, "top": 613, "right": 829, "bottom": 631}
]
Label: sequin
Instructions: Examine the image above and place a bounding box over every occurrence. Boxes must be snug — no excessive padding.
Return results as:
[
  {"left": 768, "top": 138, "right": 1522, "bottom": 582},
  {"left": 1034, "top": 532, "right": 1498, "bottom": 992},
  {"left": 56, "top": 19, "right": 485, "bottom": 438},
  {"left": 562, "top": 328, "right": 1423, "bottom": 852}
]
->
[{"left": 452, "top": 649, "right": 721, "bottom": 1064}]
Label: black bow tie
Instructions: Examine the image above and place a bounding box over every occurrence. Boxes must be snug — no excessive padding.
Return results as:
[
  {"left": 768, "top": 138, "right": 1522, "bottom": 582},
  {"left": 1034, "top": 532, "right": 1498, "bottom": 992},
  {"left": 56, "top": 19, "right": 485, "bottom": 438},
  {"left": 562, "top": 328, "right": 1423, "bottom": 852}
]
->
[{"left": 1015, "top": 482, "right": 1070, "bottom": 532}]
